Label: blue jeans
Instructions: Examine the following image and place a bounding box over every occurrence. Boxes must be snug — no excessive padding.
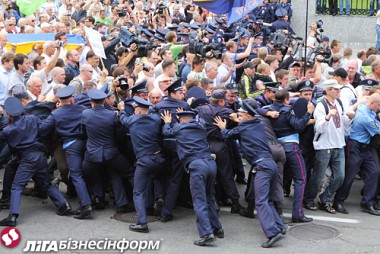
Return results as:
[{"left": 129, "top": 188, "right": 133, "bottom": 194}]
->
[
  {"left": 339, "top": 0, "right": 350, "bottom": 14},
  {"left": 304, "top": 148, "right": 345, "bottom": 205}
]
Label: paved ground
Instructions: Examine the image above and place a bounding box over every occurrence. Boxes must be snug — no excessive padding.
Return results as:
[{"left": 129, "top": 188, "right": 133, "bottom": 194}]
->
[{"left": 0, "top": 168, "right": 379, "bottom": 254}]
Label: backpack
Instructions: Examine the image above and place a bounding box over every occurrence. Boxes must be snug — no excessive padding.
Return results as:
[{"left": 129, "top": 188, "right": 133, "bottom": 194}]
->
[{"left": 319, "top": 98, "right": 344, "bottom": 115}]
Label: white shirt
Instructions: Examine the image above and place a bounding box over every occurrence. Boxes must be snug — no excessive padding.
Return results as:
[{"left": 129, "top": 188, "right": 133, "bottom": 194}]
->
[
  {"left": 216, "top": 64, "right": 233, "bottom": 87},
  {"left": 313, "top": 99, "right": 346, "bottom": 150},
  {"left": 41, "top": 53, "right": 52, "bottom": 65}
]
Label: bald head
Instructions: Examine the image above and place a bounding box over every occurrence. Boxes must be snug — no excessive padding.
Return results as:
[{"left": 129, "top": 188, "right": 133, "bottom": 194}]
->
[
  {"left": 148, "top": 88, "right": 162, "bottom": 106},
  {"left": 367, "top": 93, "right": 380, "bottom": 112}
]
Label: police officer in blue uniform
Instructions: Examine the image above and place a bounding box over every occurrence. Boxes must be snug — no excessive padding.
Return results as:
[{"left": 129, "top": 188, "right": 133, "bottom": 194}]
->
[
  {"left": 161, "top": 110, "right": 223, "bottom": 246},
  {"left": 82, "top": 89, "right": 134, "bottom": 212},
  {"left": 256, "top": 1, "right": 272, "bottom": 23},
  {"left": 39, "top": 86, "right": 92, "bottom": 219},
  {"left": 194, "top": 89, "right": 244, "bottom": 214},
  {"left": 154, "top": 78, "right": 192, "bottom": 221},
  {"left": 214, "top": 101, "right": 286, "bottom": 248},
  {"left": 0, "top": 97, "right": 71, "bottom": 226},
  {"left": 267, "top": 89, "right": 314, "bottom": 222},
  {"left": 128, "top": 80, "right": 149, "bottom": 100},
  {"left": 334, "top": 93, "right": 380, "bottom": 216},
  {"left": 271, "top": 8, "right": 295, "bottom": 35},
  {"left": 279, "top": 0, "right": 293, "bottom": 21},
  {"left": 118, "top": 97, "right": 165, "bottom": 233}
]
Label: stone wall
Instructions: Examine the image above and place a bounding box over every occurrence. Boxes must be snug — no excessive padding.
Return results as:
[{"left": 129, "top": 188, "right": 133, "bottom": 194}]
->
[{"left": 291, "top": 0, "right": 376, "bottom": 51}]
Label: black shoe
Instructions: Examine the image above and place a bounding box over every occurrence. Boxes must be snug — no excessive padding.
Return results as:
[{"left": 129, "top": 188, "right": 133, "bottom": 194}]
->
[
  {"left": 217, "top": 199, "right": 232, "bottom": 207},
  {"left": 92, "top": 197, "right": 106, "bottom": 210},
  {"left": 160, "top": 214, "right": 173, "bottom": 223},
  {"left": 154, "top": 198, "right": 164, "bottom": 216},
  {"left": 194, "top": 234, "right": 216, "bottom": 246},
  {"left": 56, "top": 202, "right": 72, "bottom": 216},
  {"left": 281, "top": 228, "right": 287, "bottom": 235},
  {"left": 116, "top": 203, "right": 135, "bottom": 213},
  {"left": 261, "top": 232, "right": 284, "bottom": 248},
  {"left": 213, "top": 228, "right": 224, "bottom": 238},
  {"left": 238, "top": 207, "right": 255, "bottom": 218},
  {"left": 231, "top": 204, "right": 242, "bottom": 213},
  {"left": 129, "top": 224, "right": 149, "bottom": 233},
  {"left": 373, "top": 202, "right": 380, "bottom": 210},
  {"left": 74, "top": 205, "right": 92, "bottom": 219},
  {"left": 235, "top": 177, "right": 248, "bottom": 185},
  {"left": 361, "top": 205, "right": 380, "bottom": 216},
  {"left": 292, "top": 216, "right": 313, "bottom": 223},
  {"left": 303, "top": 203, "right": 317, "bottom": 211},
  {"left": 333, "top": 203, "right": 349, "bottom": 214},
  {"left": 284, "top": 190, "right": 290, "bottom": 197},
  {"left": 0, "top": 214, "right": 17, "bottom": 227}
]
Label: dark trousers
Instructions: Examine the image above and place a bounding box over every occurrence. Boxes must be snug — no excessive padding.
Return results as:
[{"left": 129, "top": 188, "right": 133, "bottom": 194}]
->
[
  {"left": 188, "top": 158, "right": 222, "bottom": 238},
  {"left": 134, "top": 154, "right": 165, "bottom": 225},
  {"left": 270, "top": 143, "right": 286, "bottom": 208},
  {"left": 209, "top": 141, "right": 240, "bottom": 201},
  {"left": 64, "top": 140, "right": 91, "bottom": 207},
  {"left": 329, "top": 0, "right": 338, "bottom": 14},
  {"left": 161, "top": 140, "right": 186, "bottom": 217},
  {"left": 83, "top": 153, "right": 134, "bottom": 208},
  {"left": 254, "top": 160, "right": 285, "bottom": 239},
  {"left": 282, "top": 143, "right": 307, "bottom": 219},
  {"left": 1, "top": 156, "right": 20, "bottom": 201},
  {"left": 10, "top": 152, "right": 67, "bottom": 215},
  {"left": 226, "top": 139, "right": 245, "bottom": 180},
  {"left": 335, "top": 140, "right": 379, "bottom": 207}
]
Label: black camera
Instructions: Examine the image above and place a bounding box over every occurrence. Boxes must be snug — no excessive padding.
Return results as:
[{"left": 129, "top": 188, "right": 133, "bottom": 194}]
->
[
  {"left": 118, "top": 8, "right": 127, "bottom": 17},
  {"left": 156, "top": 3, "right": 166, "bottom": 14},
  {"left": 117, "top": 75, "right": 129, "bottom": 90},
  {"left": 119, "top": 27, "right": 158, "bottom": 57},
  {"left": 188, "top": 41, "right": 222, "bottom": 60}
]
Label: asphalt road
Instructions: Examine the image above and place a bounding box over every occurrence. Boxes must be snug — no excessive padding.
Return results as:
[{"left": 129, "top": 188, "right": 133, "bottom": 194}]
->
[{"left": 0, "top": 168, "right": 379, "bottom": 254}]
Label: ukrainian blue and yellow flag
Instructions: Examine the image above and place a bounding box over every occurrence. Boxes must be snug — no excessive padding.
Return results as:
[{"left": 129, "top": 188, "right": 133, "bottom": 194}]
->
[{"left": 6, "top": 33, "right": 86, "bottom": 54}]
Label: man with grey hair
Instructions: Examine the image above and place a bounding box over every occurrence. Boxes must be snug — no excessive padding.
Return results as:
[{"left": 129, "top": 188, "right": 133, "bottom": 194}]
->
[
  {"left": 69, "top": 64, "right": 94, "bottom": 96},
  {"left": 42, "top": 41, "right": 56, "bottom": 64},
  {"left": 26, "top": 77, "right": 43, "bottom": 101},
  {"left": 148, "top": 88, "right": 162, "bottom": 106},
  {"left": 204, "top": 62, "right": 218, "bottom": 87}
]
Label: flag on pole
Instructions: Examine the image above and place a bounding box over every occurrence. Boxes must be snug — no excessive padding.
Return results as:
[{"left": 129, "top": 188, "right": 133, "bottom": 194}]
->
[
  {"left": 227, "top": 0, "right": 264, "bottom": 25},
  {"left": 16, "top": 0, "right": 46, "bottom": 16},
  {"left": 193, "top": 0, "right": 264, "bottom": 25},
  {"left": 192, "top": 0, "right": 232, "bottom": 15}
]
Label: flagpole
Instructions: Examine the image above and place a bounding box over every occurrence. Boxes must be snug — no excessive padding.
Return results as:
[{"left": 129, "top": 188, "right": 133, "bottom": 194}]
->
[{"left": 303, "top": 0, "right": 309, "bottom": 76}]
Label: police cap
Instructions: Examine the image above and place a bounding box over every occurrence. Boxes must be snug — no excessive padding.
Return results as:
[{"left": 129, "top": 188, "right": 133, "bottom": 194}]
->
[
  {"left": 165, "top": 78, "right": 183, "bottom": 93},
  {"left": 132, "top": 96, "right": 152, "bottom": 108},
  {"left": 56, "top": 86, "right": 75, "bottom": 99},
  {"left": 87, "top": 88, "right": 107, "bottom": 101},
  {"left": 263, "top": 82, "right": 281, "bottom": 92},
  {"left": 128, "top": 80, "right": 148, "bottom": 93},
  {"left": 4, "top": 97, "right": 24, "bottom": 117},
  {"left": 238, "top": 100, "right": 258, "bottom": 116},
  {"left": 211, "top": 89, "right": 227, "bottom": 100},
  {"left": 225, "top": 83, "right": 239, "bottom": 93},
  {"left": 297, "top": 80, "right": 315, "bottom": 92}
]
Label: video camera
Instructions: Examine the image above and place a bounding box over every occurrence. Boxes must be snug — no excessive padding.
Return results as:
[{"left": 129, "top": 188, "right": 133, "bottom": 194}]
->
[
  {"left": 116, "top": 75, "right": 128, "bottom": 90},
  {"left": 119, "top": 27, "right": 158, "bottom": 57},
  {"left": 303, "top": 20, "right": 331, "bottom": 64},
  {"left": 188, "top": 41, "right": 222, "bottom": 60}
]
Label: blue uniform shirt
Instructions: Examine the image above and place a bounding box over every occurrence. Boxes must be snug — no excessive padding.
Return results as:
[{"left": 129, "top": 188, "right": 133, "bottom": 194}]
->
[
  {"left": 0, "top": 115, "right": 44, "bottom": 156},
  {"left": 162, "top": 119, "right": 212, "bottom": 167},
  {"left": 120, "top": 112, "right": 162, "bottom": 159},
  {"left": 349, "top": 104, "right": 380, "bottom": 144},
  {"left": 220, "top": 118, "right": 273, "bottom": 166}
]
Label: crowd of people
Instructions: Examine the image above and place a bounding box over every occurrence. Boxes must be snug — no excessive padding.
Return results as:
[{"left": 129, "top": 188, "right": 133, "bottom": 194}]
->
[{"left": 0, "top": 0, "right": 379, "bottom": 249}]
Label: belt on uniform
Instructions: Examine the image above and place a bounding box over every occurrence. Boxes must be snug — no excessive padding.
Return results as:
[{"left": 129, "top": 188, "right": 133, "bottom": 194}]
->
[
  {"left": 252, "top": 157, "right": 272, "bottom": 166},
  {"left": 280, "top": 142, "right": 298, "bottom": 145},
  {"left": 350, "top": 139, "right": 369, "bottom": 151}
]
